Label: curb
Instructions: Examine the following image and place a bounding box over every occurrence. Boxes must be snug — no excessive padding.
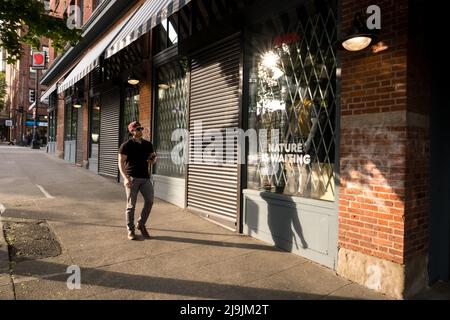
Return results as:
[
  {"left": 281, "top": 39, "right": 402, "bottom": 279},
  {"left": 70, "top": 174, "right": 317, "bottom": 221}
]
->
[
  {"left": 0, "top": 218, "right": 15, "bottom": 300},
  {"left": 0, "top": 219, "right": 10, "bottom": 271}
]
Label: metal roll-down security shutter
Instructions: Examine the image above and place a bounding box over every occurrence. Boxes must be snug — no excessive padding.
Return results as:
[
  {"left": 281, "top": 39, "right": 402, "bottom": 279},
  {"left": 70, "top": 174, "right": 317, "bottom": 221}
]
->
[
  {"left": 187, "top": 34, "right": 241, "bottom": 230},
  {"left": 99, "top": 88, "right": 120, "bottom": 178}
]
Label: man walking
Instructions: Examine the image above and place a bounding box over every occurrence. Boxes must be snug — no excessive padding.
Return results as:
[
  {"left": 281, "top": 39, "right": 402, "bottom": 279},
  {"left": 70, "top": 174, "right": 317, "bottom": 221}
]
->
[{"left": 118, "top": 121, "right": 156, "bottom": 240}]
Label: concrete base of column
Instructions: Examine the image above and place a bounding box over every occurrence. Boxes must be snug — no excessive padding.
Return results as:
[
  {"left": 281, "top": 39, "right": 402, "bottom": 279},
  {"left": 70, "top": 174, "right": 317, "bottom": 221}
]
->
[{"left": 337, "top": 248, "right": 428, "bottom": 299}]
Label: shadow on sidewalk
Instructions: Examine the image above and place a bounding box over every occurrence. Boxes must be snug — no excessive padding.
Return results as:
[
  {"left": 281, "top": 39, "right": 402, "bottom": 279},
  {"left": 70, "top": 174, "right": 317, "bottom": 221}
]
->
[
  {"left": 7, "top": 257, "right": 361, "bottom": 300},
  {"left": 2, "top": 210, "right": 280, "bottom": 253}
]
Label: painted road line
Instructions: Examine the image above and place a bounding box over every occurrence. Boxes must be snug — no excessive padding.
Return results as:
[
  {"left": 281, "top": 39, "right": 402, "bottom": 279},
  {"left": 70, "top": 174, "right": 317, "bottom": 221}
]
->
[{"left": 36, "top": 185, "right": 55, "bottom": 199}]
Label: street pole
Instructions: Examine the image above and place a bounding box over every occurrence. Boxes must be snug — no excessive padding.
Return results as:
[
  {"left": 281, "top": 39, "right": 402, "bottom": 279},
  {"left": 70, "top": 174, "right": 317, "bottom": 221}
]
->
[{"left": 32, "top": 69, "right": 40, "bottom": 149}]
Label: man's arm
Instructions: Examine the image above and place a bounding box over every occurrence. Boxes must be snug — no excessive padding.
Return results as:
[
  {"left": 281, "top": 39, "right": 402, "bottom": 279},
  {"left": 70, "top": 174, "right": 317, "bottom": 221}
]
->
[{"left": 118, "top": 154, "right": 132, "bottom": 187}]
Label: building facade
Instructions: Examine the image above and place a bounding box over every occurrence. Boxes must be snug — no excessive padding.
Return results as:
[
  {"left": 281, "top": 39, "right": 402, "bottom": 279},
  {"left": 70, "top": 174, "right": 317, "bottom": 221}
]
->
[
  {"left": 0, "top": 48, "right": 8, "bottom": 141},
  {"left": 1, "top": 0, "right": 97, "bottom": 147},
  {"left": 4, "top": 41, "right": 50, "bottom": 145},
  {"left": 39, "top": 0, "right": 448, "bottom": 299}
]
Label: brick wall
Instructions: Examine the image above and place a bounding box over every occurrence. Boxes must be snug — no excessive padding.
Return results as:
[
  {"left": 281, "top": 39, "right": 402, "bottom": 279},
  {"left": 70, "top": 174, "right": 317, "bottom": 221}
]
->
[
  {"left": 5, "top": 43, "right": 49, "bottom": 143},
  {"left": 5, "top": 62, "right": 20, "bottom": 142},
  {"left": 81, "top": 0, "right": 94, "bottom": 25},
  {"left": 404, "top": 127, "right": 429, "bottom": 260},
  {"left": 139, "top": 61, "right": 152, "bottom": 141},
  {"left": 48, "top": 0, "right": 96, "bottom": 64},
  {"left": 340, "top": 0, "right": 408, "bottom": 117},
  {"left": 82, "top": 78, "right": 89, "bottom": 163},
  {"left": 339, "top": 0, "right": 410, "bottom": 265},
  {"left": 56, "top": 93, "right": 65, "bottom": 158},
  {"left": 339, "top": 0, "right": 430, "bottom": 285},
  {"left": 339, "top": 126, "right": 407, "bottom": 264}
]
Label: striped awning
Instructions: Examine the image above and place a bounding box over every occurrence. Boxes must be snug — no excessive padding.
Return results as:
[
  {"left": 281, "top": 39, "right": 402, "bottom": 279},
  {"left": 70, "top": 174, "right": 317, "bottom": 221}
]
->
[
  {"left": 105, "top": 0, "right": 191, "bottom": 59},
  {"left": 40, "top": 82, "right": 58, "bottom": 103},
  {"left": 57, "top": 11, "right": 134, "bottom": 94}
]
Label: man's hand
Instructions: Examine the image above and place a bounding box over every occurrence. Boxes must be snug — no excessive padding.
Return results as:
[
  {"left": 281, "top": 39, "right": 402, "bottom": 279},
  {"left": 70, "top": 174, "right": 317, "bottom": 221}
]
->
[
  {"left": 124, "top": 177, "right": 133, "bottom": 188},
  {"left": 118, "top": 154, "right": 131, "bottom": 187},
  {"left": 148, "top": 153, "right": 157, "bottom": 165}
]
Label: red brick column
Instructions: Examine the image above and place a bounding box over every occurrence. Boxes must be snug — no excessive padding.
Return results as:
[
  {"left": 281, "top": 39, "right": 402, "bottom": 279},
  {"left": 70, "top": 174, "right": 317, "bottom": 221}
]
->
[
  {"left": 82, "top": 78, "right": 90, "bottom": 167},
  {"left": 337, "top": 0, "right": 430, "bottom": 299},
  {"left": 139, "top": 61, "right": 152, "bottom": 141},
  {"left": 55, "top": 92, "right": 65, "bottom": 158}
]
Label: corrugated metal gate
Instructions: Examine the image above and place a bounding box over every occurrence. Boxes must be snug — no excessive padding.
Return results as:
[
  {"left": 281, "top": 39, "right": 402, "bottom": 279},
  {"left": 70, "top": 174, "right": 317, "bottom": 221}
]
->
[
  {"left": 187, "top": 34, "right": 241, "bottom": 230},
  {"left": 99, "top": 88, "right": 120, "bottom": 178}
]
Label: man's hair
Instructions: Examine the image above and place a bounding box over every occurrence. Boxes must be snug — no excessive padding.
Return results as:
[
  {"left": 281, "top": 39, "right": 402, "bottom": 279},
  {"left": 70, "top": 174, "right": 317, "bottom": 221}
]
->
[{"left": 128, "top": 121, "right": 141, "bottom": 133}]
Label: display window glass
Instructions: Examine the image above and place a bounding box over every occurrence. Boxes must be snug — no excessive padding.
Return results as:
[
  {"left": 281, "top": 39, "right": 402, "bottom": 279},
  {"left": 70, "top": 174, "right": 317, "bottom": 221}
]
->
[
  {"left": 247, "top": 5, "right": 337, "bottom": 202},
  {"left": 154, "top": 59, "right": 189, "bottom": 178}
]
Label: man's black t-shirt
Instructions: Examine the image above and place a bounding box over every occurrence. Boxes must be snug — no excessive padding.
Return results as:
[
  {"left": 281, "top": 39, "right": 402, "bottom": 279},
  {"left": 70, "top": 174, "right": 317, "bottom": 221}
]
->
[{"left": 118, "top": 138, "right": 154, "bottom": 179}]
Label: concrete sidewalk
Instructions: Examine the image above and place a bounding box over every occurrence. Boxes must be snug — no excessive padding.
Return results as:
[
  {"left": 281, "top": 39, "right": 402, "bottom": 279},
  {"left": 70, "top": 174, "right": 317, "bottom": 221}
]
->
[{"left": 0, "top": 146, "right": 389, "bottom": 300}]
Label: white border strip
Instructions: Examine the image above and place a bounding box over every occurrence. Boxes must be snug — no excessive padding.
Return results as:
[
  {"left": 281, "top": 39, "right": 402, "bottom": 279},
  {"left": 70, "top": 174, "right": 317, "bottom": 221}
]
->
[{"left": 36, "top": 185, "right": 55, "bottom": 199}]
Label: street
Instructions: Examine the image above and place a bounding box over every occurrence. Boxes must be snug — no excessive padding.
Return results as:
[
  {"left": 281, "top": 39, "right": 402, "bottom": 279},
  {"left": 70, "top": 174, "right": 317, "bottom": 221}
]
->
[{"left": 0, "top": 145, "right": 389, "bottom": 300}]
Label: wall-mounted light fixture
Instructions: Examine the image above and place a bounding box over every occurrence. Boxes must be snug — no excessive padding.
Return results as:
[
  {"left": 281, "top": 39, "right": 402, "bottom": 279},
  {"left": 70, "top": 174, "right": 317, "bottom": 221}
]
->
[
  {"left": 72, "top": 97, "right": 85, "bottom": 108},
  {"left": 71, "top": 83, "right": 85, "bottom": 108},
  {"left": 91, "top": 133, "right": 99, "bottom": 143},
  {"left": 340, "top": 13, "right": 377, "bottom": 52},
  {"left": 127, "top": 71, "right": 140, "bottom": 86}
]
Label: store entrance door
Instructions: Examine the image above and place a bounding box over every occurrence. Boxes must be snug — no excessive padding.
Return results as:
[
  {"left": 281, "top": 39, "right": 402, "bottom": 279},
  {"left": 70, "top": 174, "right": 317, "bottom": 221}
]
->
[{"left": 187, "top": 34, "right": 242, "bottom": 231}]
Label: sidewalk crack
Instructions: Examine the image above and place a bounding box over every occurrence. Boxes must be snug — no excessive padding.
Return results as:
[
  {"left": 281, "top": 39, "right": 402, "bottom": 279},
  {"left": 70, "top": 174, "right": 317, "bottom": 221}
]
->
[{"left": 320, "top": 282, "right": 353, "bottom": 299}]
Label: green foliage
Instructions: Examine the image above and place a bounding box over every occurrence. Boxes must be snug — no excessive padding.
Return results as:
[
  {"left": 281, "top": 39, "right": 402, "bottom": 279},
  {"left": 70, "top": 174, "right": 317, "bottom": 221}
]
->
[
  {"left": 0, "top": 0, "right": 81, "bottom": 64},
  {"left": 0, "top": 72, "right": 6, "bottom": 111}
]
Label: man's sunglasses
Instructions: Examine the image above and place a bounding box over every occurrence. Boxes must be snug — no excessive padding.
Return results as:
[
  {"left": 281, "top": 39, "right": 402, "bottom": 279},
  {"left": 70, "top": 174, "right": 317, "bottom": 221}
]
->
[{"left": 134, "top": 127, "right": 144, "bottom": 132}]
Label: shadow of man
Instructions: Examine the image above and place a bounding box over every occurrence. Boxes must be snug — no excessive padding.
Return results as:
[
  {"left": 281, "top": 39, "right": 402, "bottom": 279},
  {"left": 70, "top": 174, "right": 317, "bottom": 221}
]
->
[{"left": 261, "top": 193, "right": 308, "bottom": 254}]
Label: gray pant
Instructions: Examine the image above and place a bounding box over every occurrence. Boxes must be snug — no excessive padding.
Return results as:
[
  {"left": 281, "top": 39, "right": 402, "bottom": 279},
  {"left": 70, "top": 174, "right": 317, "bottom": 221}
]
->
[{"left": 125, "top": 177, "right": 154, "bottom": 231}]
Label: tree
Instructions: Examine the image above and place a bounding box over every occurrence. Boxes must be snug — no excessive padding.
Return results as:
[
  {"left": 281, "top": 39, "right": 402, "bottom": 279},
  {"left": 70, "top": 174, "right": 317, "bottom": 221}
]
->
[
  {"left": 0, "top": 72, "right": 6, "bottom": 111},
  {"left": 0, "top": 0, "right": 81, "bottom": 64}
]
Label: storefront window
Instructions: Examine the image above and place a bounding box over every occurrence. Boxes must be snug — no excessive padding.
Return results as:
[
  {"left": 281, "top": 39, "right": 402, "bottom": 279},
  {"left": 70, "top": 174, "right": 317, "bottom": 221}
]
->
[
  {"left": 121, "top": 87, "right": 140, "bottom": 143},
  {"left": 48, "top": 110, "right": 56, "bottom": 142},
  {"left": 90, "top": 95, "right": 100, "bottom": 156},
  {"left": 48, "top": 93, "right": 57, "bottom": 142},
  {"left": 64, "top": 94, "right": 77, "bottom": 141},
  {"left": 153, "top": 59, "right": 189, "bottom": 178},
  {"left": 247, "top": 7, "right": 337, "bottom": 202}
]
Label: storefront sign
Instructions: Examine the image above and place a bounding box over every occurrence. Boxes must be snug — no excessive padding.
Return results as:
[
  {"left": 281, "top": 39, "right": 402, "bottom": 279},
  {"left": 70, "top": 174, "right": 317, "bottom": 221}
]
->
[
  {"left": 274, "top": 33, "right": 301, "bottom": 48},
  {"left": 261, "top": 143, "right": 311, "bottom": 166},
  {"left": 32, "top": 52, "right": 46, "bottom": 69},
  {"left": 25, "top": 121, "right": 48, "bottom": 127}
]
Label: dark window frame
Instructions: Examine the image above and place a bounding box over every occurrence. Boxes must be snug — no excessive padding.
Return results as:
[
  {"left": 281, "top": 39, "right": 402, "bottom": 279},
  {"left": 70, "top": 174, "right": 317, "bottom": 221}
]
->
[{"left": 153, "top": 13, "right": 180, "bottom": 56}]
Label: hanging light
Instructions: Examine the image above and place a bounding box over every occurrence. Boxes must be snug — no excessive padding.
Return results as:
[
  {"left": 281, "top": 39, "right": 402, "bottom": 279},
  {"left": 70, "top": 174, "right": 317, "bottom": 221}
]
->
[
  {"left": 158, "top": 83, "right": 170, "bottom": 90},
  {"left": 340, "top": 13, "right": 377, "bottom": 52},
  {"left": 127, "top": 72, "right": 140, "bottom": 85},
  {"left": 73, "top": 98, "right": 82, "bottom": 108}
]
